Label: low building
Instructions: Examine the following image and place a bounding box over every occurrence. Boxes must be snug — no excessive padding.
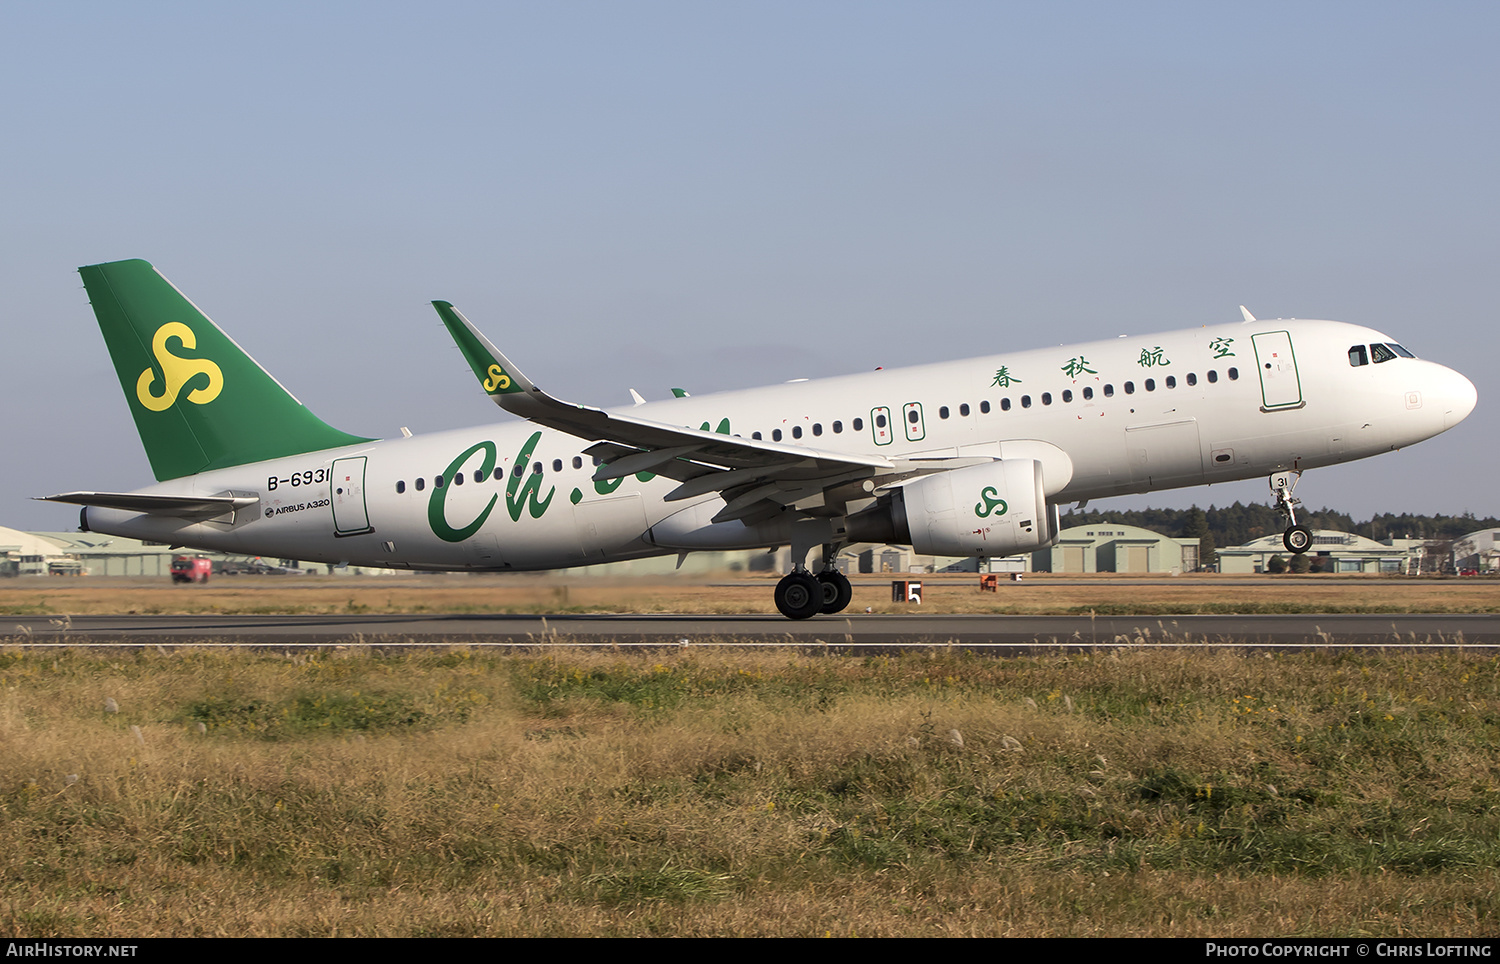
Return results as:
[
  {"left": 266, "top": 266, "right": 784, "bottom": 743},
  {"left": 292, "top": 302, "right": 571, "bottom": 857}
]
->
[
  {"left": 1031, "top": 524, "right": 1199, "bottom": 574},
  {"left": 29, "top": 531, "right": 180, "bottom": 577},
  {"left": 0, "top": 527, "right": 76, "bottom": 576},
  {"left": 1217, "top": 530, "right": 1418, "bottom": 574},
  {"left": 1452, "top": 529, "right": 1500, "bottom": 573}
]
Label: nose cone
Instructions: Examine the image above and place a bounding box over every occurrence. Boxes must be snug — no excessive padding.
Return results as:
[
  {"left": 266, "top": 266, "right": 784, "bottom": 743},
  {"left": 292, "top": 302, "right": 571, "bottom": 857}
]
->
[{"left": 1441, "top": 367, "right": 1478, "bottom": 431}]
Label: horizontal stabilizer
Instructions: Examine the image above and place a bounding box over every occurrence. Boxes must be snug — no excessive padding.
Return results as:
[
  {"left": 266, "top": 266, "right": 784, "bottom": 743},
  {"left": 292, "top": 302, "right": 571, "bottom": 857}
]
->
[{"left": 39, "top": 491, "right": 258, "bottom": 518}]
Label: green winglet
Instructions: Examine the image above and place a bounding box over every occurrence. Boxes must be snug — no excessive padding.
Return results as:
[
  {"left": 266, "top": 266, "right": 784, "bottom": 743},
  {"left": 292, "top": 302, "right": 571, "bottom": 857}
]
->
[
  {"left": 80, "top": 259, "right": 373, "bottom": 481},
  {"left": 431, "top": 300, "right": 528, "bottom": 398}
]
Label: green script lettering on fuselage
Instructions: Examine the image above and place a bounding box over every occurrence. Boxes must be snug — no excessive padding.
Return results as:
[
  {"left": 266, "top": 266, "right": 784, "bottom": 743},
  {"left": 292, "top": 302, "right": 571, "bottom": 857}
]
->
[
  {"left": 428, "top": 433, "right": 558, "bottom": 541},
  {"left": 428, "top": 441, "right": 498, "bottom": 542},
  {"left": 432, "top": 421, "right": 731, "bottom": 538},
  {"left": 506, "top": 431, "right": 555, "bottom": 522}
]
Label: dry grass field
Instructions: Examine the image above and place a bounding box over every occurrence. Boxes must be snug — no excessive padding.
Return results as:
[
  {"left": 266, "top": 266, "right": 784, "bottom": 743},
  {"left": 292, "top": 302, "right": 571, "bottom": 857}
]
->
[
  {"left": 1, "top": 570, "right": 1496, "bottom": 617},
  {"left": 0, "top": 646, "right": 1495, "bottom": 937},
  {"left": 1, "top": 574, "right": 1495, "bottom": 936}
]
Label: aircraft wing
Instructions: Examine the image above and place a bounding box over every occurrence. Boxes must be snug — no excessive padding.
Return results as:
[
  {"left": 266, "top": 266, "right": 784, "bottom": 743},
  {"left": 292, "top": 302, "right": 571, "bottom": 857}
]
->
[
  {"left": 39, "top": 491, "right": 259, "bottom": 518},
  {"left": 433, "top": 302, "right": 989, "bottom": 524}
]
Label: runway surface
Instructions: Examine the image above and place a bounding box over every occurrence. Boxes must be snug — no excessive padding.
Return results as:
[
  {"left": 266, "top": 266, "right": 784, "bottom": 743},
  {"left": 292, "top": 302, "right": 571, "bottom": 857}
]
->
[{"left": 5, "top": 612, "right": 1498, "bottom": 650}]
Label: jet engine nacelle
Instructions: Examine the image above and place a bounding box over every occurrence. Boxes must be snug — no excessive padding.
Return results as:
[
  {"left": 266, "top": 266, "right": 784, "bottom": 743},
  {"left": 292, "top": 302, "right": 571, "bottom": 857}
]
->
[{"left": 847, "top": 459, "right": 1059, "bottom": 557}]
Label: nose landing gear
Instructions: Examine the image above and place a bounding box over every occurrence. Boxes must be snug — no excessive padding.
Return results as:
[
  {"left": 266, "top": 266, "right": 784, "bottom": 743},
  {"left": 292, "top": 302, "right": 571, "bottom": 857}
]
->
[{"left": 1271, "top": 470, "right": 1312, "bottom": 554}]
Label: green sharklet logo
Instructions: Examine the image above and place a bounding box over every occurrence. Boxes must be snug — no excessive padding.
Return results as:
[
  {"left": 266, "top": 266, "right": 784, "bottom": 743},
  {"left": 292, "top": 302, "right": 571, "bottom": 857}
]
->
[
  {"left": 975, "top": 487, "right": 1008, "bottom": 519},
  {"left": 430, "top": 301, "right": 525, "bottom": 396}
]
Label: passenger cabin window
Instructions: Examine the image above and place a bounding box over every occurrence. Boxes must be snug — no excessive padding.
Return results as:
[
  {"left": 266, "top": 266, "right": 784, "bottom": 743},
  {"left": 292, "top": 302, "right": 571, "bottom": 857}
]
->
[
  {"left": 415, "top": 478, "right": 425, "bottom": 491},
  {"left": 1040, "top": 392, "right": 1052, "bottom": 405},
  {"left": 1104, "top": 384, "right": 1114, "bottom": 397},
  {"left": 752, "top": 431, "right": 762, "bottom": 440},
  {"left": 1186, "top": 373, "right": 1197, "bottom": 386},
  {"left": 1207, "top": 370, "right": 1218, "bottom": 383},
  {"left": 772, "top": 429, "right": 782, "bottom": 441},
  {"left": 1021, "top": 395, "right": 1032, "bottom": 409},
  {"left": 1371, "top": 343, "right": 1397, "bottom": 364},
  {"left": 812, "top": 423, "right": 822, "bottom": 436},
  {"left": 396, "top": 481, "right": 405, "bottom": 494},
  {"left": 1349, "top": 345, "right": 1368, "bottom": 367},
  {"left": 939, "top": 406, "right": 950, "bottom": 419},
  {"left": 453, "top": 472, "right": 463, "bottom": 485},
  {"left": 832, "top": 421, "right": 842, "bottom": 433},
  {"left": 979, "top": 401, "right": 990, "bottom": 414},
  {"left": 572, "top": 456, "right": 583, "bottom": 469},
  {"left": 1001, "top": 398, "right": 1011, "bottom": 411},
  {"left": 1061, "top": 389, "right": 1072, "bottom": 403},
  {"left": 959, "top": 403, "right": 970, "bottom": 416},
  {"left": 853, "top": 417, "right": 864, "bottom": 430},
  {"left": 1165, "top": 376, "right": 1176, "bottom": 389},
  {"left": 792, "top": 426, "right": 802, "bottom": 439},
  {"left": 1227, "top": 368, "right": 1238, "bottom": 380},
  {"left": 1082, "top": 387, "right": 1094, "bottom": 400},
  {"left": 1123, "top": 381, "right": 1135, "bottom": 395},
  {"left": 1144, "top": 379, "right": 1155, "bottom": 392}
]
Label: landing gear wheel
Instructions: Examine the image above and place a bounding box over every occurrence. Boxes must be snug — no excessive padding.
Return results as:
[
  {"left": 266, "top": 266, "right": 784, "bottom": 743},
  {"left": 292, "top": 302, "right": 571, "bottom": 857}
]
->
[
  {"left": 775, "top": 572, "right": 823, "bottom": 620},
  {"left": 1283, "top": 525, "right": 1312, "bottom": 554},
  {"left": 817, "top": 570, "right": 853, "bottom": 614}
]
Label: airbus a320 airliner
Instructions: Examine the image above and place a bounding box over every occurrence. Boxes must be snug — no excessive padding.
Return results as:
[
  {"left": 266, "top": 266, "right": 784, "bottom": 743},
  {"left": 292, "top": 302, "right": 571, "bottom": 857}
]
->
[{"left": 44, "top": 260, "right": 1477, "bottom": 618}]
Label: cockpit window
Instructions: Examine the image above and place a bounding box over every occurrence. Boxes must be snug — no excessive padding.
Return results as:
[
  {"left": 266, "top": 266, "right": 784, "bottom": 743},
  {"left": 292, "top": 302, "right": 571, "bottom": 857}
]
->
[
  {"left": 1348, "top": 345, "right": 1368, "bottom": 367},
  {"left": 1371, "top": 343, "right": 1397, "bottom": 364},
  {"left": 1388, "top": 343, "right": 1415, "bottom": 358}
]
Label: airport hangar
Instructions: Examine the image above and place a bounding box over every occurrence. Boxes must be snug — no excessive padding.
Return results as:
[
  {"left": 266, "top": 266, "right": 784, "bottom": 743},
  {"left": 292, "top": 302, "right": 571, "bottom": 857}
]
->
[{"left": 2, "top": 523, "right": 1481, "bottom": 578}]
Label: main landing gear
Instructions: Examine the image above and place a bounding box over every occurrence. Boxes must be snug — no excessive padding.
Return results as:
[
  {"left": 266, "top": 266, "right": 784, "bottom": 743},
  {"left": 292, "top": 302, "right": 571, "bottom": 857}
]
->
[
  {"left": 1271, "top": 470, "right": 1313, "bottom": 554},
  {"left": 774, "top": 543, "right": 853, "bottom": 619},
  {"left": 817, "top": 568, "right": 853, "bottom": 613}
]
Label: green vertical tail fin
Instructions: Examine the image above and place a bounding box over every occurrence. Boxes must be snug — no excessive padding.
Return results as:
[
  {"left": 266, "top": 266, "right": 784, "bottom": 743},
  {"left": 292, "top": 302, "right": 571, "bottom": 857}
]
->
[{"left": 80, "top": 259, "right": 373, "bottom": 481}]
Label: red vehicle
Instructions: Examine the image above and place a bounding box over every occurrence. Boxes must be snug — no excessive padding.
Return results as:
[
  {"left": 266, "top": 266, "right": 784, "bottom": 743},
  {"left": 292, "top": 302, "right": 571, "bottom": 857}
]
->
[{"left": 171, "top": 556, "right": 212, "bottom": 584}]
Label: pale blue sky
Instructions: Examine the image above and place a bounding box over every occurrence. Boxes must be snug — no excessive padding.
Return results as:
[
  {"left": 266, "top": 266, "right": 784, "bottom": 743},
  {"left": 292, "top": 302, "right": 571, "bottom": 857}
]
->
[{"left": 4, "top": 2, "right": 1496, "bottom": 530}]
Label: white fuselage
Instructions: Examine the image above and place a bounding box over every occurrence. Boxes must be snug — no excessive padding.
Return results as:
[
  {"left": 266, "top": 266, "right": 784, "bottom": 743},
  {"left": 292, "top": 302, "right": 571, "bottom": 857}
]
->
[{"left": 84, "top": 318, "right": 1477, "bottom": 569}]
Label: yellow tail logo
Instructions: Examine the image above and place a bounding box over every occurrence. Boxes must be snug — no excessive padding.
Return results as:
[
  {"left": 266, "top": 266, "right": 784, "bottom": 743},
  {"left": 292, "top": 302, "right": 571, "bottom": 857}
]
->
[
  {"left": 135, "top": 322, "right": 224, "bottom": 412},
  {"left": 483, "top": 363, "right": 511, "bottom": 393}
]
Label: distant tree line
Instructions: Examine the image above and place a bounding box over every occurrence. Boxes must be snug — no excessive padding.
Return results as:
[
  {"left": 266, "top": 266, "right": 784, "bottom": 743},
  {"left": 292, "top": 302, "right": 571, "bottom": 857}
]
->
[{"left": 1059, "top": 503, "right": 1500, "bottom": 568}]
